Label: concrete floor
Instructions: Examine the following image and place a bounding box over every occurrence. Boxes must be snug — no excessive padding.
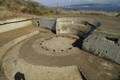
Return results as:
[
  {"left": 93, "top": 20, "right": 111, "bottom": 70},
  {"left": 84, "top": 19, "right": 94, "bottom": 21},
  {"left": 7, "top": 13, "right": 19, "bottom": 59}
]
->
[
  {"left": 2, "top": 28, "right": 120, "bottom": 80},
  {"left": 0, "top": 15, "right": 120, "bottom": 80},
  {"left": 0, "top": 25, "right": 36, "bottom": 80},
  {"left": 0, "top": 25, "right": 35, "bottom": 47}
]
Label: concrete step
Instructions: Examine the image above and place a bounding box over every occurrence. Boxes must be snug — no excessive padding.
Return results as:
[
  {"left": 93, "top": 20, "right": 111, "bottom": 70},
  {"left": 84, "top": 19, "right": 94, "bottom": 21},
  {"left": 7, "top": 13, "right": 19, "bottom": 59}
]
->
[{"left": 0, "top": 71, "right": 8, "bottom": 80}]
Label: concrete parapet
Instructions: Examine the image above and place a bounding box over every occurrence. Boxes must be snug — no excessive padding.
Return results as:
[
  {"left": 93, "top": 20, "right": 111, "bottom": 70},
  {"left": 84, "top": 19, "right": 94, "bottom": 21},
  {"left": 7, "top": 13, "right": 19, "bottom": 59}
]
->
[
  {"left": 32, "top": 17, "right": 56, "bottom": 32},
  {"left": 32, "top": 17, "right": 101, "bottom": 35},
  {"left": 83, "top": 32, "right": 120, "bottom": 64},
  {"left": 0, "top": 18, "right": 32, "bottom": 33},
  {"left": 56, "top": 17, "right": 101, "bottom": 38},
  {"left": 56, "top": 18, "right": 90, "bottom": 35}
]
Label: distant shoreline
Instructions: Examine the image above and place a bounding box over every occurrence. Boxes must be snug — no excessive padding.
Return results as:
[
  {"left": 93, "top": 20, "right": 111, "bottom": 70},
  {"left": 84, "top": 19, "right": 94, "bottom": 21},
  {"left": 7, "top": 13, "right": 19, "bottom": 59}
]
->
[
  {"left": 64, "top": 9, "right": 120, "bottom": 13},
  {"left": 57, "top": 9, "right": 120, "bottom": 17},
  {"left": 63, "top": 4, "right": 120, "bottom": 13}
]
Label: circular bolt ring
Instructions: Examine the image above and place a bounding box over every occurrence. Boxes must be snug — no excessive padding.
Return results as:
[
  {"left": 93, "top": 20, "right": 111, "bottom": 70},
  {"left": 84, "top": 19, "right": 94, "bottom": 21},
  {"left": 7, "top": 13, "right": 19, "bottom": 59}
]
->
[{"left": 39, "top": 36, "right": 74, "bottom": 52}]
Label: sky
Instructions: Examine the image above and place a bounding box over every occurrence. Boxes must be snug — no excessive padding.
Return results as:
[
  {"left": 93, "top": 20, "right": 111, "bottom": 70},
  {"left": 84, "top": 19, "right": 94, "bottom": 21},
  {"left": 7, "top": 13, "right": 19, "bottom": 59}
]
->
[{"left": 33, "top": 0, "right": 120, "bottom": 7}]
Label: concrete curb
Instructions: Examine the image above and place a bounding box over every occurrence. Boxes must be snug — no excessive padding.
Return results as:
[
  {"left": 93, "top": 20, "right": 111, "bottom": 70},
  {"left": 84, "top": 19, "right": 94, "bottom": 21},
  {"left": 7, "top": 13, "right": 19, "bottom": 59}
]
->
[
  {"left": 0, "top": 18, "right": 32, "bottom": 33},
  {"left": 0, "top": 30, "right": 39, "bottom": 69},
  {"left": 0, "top": 19, "right": 32, "bottom": 25}
]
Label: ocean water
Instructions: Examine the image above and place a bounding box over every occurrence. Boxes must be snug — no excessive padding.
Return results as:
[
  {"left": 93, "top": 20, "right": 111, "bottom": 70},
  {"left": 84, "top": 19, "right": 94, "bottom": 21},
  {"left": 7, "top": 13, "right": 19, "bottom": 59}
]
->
[{"left": 64, "top": 5, "right": 120, "bottom": 12}]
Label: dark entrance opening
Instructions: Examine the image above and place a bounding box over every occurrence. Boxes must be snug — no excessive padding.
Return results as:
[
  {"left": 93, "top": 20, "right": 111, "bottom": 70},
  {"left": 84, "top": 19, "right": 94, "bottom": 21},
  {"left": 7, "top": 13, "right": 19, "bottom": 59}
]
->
[{"left": 15, "top": 72, "right": 25, "bottom": 80}]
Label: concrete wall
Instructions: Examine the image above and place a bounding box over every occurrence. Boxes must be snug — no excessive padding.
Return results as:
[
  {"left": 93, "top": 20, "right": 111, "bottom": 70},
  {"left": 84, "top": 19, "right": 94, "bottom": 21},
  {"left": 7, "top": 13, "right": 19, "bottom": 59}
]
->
[
  {"left": 0, "top": 18, "right": 32, "bottom": 33},
  {"left": 32, "top": 17, "right": 101, "bottom": 36},
  {"left": 83, "top": 32, "right": 120, "bottom": 64},
  {"left": 56, "top": 17, "right": 101, "bottom": 36},
  {"left": 32, "top": 17, "right": 56, "bottom": 31},
  {"left": 56, "top": 18, "right": 90, "bottom": 35}
]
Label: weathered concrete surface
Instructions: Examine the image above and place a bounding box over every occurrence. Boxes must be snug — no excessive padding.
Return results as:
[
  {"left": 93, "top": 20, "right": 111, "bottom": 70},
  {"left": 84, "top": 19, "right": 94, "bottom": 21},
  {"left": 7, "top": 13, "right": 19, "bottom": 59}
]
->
[
  {"left": 0, "top": 24, "right": 39, "bottom": 80},
  {"left": 54, "top": 16, "right": 120, "bottom": 36},
  {"left": 0, "top": 30, "right": 39, "bottom": 68},
  {"left": 32, "top": 17, "right": 101, "bottom": 37},
  {"left": 32, "top": 16, "right": 120, "bottom": 36},
  {"left": 86, "top": 16, "right": 120, "bottom": 36},
  {"left": 32, "top": 17, "right": 56, "bottom": 31},
  {"left": 0, "top": 70, "right": 8, "bottom": 80},
  {"left": 0, "top": 16, "right": 120, "bottom": 80},
  {"left": 0, "top": 26, "right": 36, "bottom": 47},
  {"left": 1, "top": 29, "right": 83, "bottom": 80},
  {"left": 0, "top": 30, "right": 39, "bottom": 80},
  {"left": 2, "top": 29, "right": 120, "bottom": 80},
  {"left": 2, "top": 57, "right": 82, "bottom": 80},
  {"left": 0, "top": 18, "right": 32, "bottom": 33},
  {"left": 83, "top": 32, "right": 120, "bottom": 64},
  {"left": 56, "top": 17, "right": 100, "bottom": 36}
]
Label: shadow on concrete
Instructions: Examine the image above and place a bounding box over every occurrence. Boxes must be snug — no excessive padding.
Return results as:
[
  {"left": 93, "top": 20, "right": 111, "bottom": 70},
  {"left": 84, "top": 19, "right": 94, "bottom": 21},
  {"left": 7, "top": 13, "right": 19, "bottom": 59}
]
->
[
  {"left": 72, "top": 21, "right": 101, "bottom": 49},
  {"left": 80, "top": 72, "right": 88, "bottom": 80},
  {"left": 0, "top": 19, "right": 32, "bottom": 25}
]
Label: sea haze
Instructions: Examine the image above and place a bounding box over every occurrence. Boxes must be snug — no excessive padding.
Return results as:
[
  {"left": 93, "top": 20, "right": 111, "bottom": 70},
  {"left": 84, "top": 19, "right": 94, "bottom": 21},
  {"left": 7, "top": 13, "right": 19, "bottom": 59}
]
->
[{"left": 64, "top": 4, "right": 120, "bottom": 12}]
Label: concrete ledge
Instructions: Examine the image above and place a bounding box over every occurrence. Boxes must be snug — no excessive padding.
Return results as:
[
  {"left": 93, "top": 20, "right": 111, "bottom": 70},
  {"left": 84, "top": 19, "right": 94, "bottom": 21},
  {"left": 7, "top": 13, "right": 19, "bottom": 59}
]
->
[
  {"left": 83, "top": 32, "right": 120, "bottom": 64},
  {"left": 0, "top": 30, "right": 39, "bottom": 68},
  {"left": 0, "top": 18, "right": 32, "bottom": 33}
]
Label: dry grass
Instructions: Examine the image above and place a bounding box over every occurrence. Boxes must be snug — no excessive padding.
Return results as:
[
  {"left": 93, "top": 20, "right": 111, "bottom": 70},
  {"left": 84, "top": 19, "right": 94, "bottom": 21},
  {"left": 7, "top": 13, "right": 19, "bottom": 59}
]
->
[
  {"left": 0, "top": 7, "right": 15, "bottom": 20},
  {"left": 53, "top": 9, "right": 119, "bottom": 17},
  {"left": 0, "top": 0, "right": 56, "bottom": 20}
]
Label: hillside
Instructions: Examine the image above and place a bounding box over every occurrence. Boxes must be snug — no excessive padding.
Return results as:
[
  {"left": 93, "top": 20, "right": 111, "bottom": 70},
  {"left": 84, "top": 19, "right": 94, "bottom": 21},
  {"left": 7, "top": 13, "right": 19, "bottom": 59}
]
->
[{"left": 0, "top": 0, "right": 55, "bottom": 19}]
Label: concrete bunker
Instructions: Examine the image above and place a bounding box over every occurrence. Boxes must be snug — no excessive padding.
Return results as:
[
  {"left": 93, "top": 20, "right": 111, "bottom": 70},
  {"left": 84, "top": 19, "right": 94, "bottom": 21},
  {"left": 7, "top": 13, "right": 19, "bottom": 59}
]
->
[
  {"left": 1, "top": 17, "right": 120, "bottom": 80},
  {"left": 32, "top": 17, "right": 101, "bottom": 36},
  {"left": 32, "top": 17, "right": 120, "bottom": 64}
]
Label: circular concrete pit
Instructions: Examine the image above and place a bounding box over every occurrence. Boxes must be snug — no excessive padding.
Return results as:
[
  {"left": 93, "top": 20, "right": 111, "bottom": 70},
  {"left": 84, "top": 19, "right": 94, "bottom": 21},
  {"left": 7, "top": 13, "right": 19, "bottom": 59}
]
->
[
  {"left": 2, "top": 31, "right": 85, "bottom": 80},
  {"left": 32, "top": 35, "right": 78, "bottom": 56},
  {"left": 2, "top": 29, "right": 120, "bottom": 80}
]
